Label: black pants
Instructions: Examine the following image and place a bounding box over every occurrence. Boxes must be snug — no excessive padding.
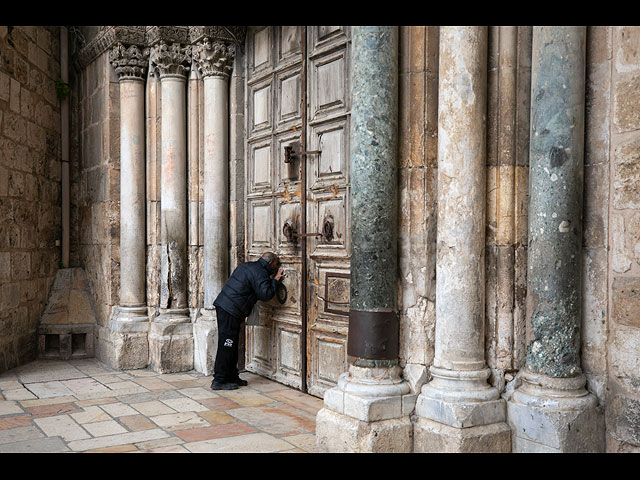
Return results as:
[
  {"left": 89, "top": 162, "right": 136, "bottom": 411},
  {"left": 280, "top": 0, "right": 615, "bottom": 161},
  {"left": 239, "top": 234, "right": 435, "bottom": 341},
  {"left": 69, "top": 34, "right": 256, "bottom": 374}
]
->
[{"left": 213, "top": 307, "right": 244, "bottom": 384}]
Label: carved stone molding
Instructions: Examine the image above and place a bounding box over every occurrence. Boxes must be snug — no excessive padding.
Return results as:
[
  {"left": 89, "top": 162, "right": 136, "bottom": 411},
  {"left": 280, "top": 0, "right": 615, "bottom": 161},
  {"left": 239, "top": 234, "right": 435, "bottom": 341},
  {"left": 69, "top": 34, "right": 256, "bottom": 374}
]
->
[
  {"left": 109, "top": 43, "right": 150, "bottom": 81},
  {"left": 74, "top": 26, "right": 147, "bottom": 69},
  {"left": 71, "top": 26, "right": 246, "bottom": 72},
  {"left": 189, "top": 26, "right": 246, "bottom": 46},
  {"left": 193, "top": 38, "right": 236, "bottom": 79},
  {"left": 149, "top": 42, "right": 192, "bottom": 79}
]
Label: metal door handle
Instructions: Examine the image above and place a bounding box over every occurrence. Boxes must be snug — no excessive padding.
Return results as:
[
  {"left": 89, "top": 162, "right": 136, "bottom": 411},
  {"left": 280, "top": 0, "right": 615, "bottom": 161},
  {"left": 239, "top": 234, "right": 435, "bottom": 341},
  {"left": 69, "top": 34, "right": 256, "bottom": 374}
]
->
[{"left": 284, "top": 145, "right": 321, "bottom": 164}]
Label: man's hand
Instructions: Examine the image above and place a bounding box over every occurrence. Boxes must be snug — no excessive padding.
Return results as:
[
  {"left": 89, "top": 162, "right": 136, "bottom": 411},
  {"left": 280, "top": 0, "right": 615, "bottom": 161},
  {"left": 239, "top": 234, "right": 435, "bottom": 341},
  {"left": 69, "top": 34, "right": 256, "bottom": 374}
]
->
[{"left": 274, "top": 267, "right": 285, "bottom": 281}]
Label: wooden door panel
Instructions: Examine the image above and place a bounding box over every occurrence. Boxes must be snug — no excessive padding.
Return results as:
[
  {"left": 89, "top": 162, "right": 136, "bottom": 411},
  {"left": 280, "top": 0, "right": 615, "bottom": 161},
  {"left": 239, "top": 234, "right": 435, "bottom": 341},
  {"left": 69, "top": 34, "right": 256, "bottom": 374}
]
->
[{"left": 245, "top": 26, "right": 350, "bottom": 398}]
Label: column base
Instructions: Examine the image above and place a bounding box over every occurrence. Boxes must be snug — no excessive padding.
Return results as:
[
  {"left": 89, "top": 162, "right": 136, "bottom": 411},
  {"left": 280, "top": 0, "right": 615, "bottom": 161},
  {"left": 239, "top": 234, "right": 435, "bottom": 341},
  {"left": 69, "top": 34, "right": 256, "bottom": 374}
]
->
[
  {"left": 414, "top": 416, "right": 511, "bottom": 453},
  {"left": 507, "top": 370, "right": 604, "bottom": 452},
  {"left": 193, "top": 308, "right": 218, "bottom": 376},
  {"left": 315, "top": 365, "right": 414, "bottom": 452},
  {"left": 108, "top": 306, "right": 149, "bottom": 370},
  {"left": 316, "top": 407, "right": 413, "bottom": 453},
  {"left": 149, "top": 308, "right": 193, "bottom": 373},
  {"left": 413, "top": 366, "right": 510, "bottom": 452}
]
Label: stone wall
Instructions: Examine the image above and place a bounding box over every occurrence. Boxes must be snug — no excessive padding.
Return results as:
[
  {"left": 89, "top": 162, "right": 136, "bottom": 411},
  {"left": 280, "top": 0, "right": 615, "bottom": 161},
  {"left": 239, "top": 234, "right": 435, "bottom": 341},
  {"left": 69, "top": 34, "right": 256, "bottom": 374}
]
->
[
  {"left": 603, "top": 25, "right": 640, "bottom": 453},
  {"left": 397, "top": 26, "right": 439, "bottom": 391},
  {"left": 0, "top": 26, "right": 61, "bottom": 372},
  {"left": 68, "top": 29, "right": 120, "bottom": 363}
]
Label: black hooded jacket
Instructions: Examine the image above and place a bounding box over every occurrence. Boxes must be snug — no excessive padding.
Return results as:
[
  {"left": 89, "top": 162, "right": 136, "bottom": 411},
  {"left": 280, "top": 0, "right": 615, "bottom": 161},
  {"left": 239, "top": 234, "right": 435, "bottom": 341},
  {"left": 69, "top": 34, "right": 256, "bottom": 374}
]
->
[{"left": 213, "top": 257, "right": 278, "bottom": 319}]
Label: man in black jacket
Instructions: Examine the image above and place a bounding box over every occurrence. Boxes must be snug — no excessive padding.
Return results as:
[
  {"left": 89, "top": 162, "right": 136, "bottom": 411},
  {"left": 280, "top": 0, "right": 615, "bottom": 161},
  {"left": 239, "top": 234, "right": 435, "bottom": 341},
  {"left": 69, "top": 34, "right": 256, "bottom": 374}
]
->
[{"left": 211, "top": 251, "right": 285, "bottom": 390}]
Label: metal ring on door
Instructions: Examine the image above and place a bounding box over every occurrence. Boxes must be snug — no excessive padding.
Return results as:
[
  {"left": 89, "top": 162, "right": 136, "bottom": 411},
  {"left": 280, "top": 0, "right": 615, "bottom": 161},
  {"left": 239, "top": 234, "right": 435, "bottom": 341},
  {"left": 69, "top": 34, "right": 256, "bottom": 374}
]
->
[{"left": 276, "top": 281, "right": 288, "bottom": 304}]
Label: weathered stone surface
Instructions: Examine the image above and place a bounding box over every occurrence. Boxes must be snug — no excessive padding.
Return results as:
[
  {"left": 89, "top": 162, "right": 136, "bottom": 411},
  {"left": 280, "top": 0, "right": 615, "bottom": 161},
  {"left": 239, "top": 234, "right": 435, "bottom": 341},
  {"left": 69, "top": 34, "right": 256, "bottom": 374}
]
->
[
  {"left": 414, "top": 416, "right": 511, "bottom": 453},
  {"left": 316, "top": 407, "right": 412, "bottom": 453},
  {"left": 613, "top": 137, "right": 640, "bottom": 209},
  {"left": 612, "top": 276, "right": 640, "bottom": 328}
]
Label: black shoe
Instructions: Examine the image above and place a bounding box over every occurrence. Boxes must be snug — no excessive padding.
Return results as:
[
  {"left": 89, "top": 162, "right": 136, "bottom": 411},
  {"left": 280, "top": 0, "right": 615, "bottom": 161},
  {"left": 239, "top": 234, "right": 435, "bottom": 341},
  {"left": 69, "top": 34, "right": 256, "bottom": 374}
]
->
[
  {"left": 233, "top": 378, "right": 248, "bottom": 387},
  {"left": 211, "top": 381, "right": 238, "bottom": 391}
]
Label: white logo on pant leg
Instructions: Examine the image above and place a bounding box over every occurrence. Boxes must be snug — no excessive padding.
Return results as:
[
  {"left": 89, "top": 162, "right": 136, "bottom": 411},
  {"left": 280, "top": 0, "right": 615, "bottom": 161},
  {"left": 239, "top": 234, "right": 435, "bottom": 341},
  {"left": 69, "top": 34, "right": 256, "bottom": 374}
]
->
[{"left": 224, "top": 338, "right": 234, "bottom": 347}]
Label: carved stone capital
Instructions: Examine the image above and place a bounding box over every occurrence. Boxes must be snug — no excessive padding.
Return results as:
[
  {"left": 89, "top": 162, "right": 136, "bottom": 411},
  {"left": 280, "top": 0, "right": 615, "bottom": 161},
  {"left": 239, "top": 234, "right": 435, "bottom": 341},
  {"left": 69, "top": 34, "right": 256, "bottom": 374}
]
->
[
  {"left": 193, "top": 38, "right": 236, "bottom": 79},
  {"left": 149, "top": 42, "right": 192, "bottom": 79},
  {"left": 109, "top": 43, "right": 150, "bottom": 81}
]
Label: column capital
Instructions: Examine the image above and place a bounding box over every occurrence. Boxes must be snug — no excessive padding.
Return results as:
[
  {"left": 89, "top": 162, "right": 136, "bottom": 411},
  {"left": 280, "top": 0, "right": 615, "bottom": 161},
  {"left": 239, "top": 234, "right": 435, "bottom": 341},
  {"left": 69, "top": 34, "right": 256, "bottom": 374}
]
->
[
  {"left": 193, "top": 37, "right": 236, "bottom": 79},
  {"left": 109, "top": 43, "right": 150, "bottom": 81},
  {"left": 149, "top": 42, "right": 192, "bottom": 79}
]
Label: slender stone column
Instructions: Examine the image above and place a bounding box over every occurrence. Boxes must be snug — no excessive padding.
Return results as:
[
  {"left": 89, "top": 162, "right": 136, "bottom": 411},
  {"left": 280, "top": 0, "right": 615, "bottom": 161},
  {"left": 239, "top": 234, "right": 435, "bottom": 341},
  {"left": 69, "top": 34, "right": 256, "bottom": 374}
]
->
[
  {"left": 413, "top": 26, "right": 511, "bottom": 453},
  {"left": 108, "top": 43, "right": 150, "bottom": 369},
  {"left": 192, "top": 38, "right": 236, "bottom": 375},
  {"left": 316, "top": 26, "right": 413, "bottom": 453},
  {"left": 148, "top": 42, "right": 194, "bottom": 373},
  {"left": 507, "top": 26, "right": 604, "bottom": 452}
]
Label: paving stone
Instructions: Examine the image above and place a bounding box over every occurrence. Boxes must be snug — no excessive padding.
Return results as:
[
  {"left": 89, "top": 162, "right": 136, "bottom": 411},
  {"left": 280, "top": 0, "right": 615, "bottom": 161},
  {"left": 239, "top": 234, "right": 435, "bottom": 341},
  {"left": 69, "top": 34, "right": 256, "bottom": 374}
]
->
[
  {"left": 214, "top": 389, "right": 278, "bottom": 407},
  {"left": 0, "top": 436, "right": 70, "bottom": 452},
  {"left": 33, "top": 414, "right": 90, "bottom": 441},
  {"left": 0, "top": 400, "right": 24, "bottom": 416},
  {"left": 25, "top": 402, "right": 80, "bottom": 418},
  {"left": 86, "top": 443, "right": 138, "bottom": 453},
  {"left": 131, "top": 400, "right": 176, "bottom": 416},
  {"left": 61, "top": 378, "right": 112, "bottom": 396},
  {"left": 0, "top": 380, "right": 23, "bottom": 391},
  {"left": 100, "top": 402, "right": 138, "bottom": 418},
  {"left": 116, "top": 389, "right": 183, "bottom": 404},
  {"left": 0, "top": 415, "right": 33, "bottom": 430},
  {"left": 178, "top": 387, "right": 219, "bottom": 400},
  {"left": 173, "top": 422, "right": 257, "bottom": 442},
  {"left": 118, "top": 414, "right": 157, "bottom": 432},
  {"left": 197, "top": 397, "right": 242, "bottom": 410},
  {"left": 134, "top": 436, "right": 184, "bottom": 450},
  {"left": 25, "top": 381, "right": 74, "bottom": 398},
  {"left": 184, "top": 432, "right": 296, "bottom": 453},
  {"left": 150, "top": 411, "right": 210, "bottom": 430},
  {"left": 3, "top": 387, "right": 38, "bottom": 400},
  {"left": 82, "top": 419, "right": 128, "bottom": 437},
  {"left": 0, "top": 425, "right": 44, "bottom": 445},
  {"left": 227, "top": 405, "right": 316, "bottom": 436},
  {"left": 160, "top": 397, "right": 208, "bottom": 413},
  {"left": 197, "top": 410, "right": 235, "bottom": 425},
  {"left": 70, "top": 405, "right": 111, "bottom": 424},
  {"left": 67, "top": 428, "right": 170, "bottom": 452}
]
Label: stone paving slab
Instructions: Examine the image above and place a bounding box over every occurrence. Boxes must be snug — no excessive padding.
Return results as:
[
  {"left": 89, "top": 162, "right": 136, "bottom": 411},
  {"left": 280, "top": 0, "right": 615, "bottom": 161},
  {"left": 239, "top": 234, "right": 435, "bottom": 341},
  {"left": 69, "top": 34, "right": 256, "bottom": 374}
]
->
[{"left": 0, "top": 358, "right": 322, "bottom": 453}]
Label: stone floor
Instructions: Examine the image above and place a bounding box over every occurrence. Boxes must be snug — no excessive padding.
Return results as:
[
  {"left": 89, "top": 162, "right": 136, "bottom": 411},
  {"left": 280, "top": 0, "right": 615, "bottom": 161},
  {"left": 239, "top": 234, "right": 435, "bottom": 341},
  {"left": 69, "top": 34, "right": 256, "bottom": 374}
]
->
[{"left": 0, "top": 358, "right": 323, "bottom": 453}]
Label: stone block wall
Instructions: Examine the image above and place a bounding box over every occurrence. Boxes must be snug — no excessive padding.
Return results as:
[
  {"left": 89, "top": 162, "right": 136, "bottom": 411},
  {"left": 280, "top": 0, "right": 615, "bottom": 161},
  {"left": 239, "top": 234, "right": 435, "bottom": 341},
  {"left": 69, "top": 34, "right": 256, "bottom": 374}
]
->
[
  {"left": 397, "top": 26, "right": 439, "bottom": 390},
  {"left": 0, "top": 26, "right": 61, "bottom": 372},
  {"left": 604, "top": 26, "right": 640, "bottom": 452},
  {"left": 68, "top": 29, "right": 120, "bottom": 362}
]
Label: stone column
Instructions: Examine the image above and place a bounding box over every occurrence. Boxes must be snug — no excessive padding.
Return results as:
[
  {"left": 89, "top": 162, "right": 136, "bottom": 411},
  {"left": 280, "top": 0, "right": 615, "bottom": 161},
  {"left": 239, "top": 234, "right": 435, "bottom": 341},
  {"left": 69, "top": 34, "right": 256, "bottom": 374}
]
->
[
  {"left": 108, "top": 43, "right": 150, "bottom": 370},
  {"left": 192, "top": 38, "right": 236, "bottom": 375},
  {"left": 316, "top": 26, "right": 413, "bottom": 453},
  {"left": 413, "top": 26, "right": 511, "bottom": 453},
  {"left": 148, "top": 42, "right": 194, "bottom": 373},
  {"left": 507, "top": 26, "right": 604, "bottom": 452}
]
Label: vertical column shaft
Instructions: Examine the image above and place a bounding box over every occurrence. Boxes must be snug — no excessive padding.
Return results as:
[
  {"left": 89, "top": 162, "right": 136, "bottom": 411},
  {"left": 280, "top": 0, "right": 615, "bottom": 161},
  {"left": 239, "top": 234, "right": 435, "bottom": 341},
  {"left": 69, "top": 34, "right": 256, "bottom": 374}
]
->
[
  {"left": 120, "top": 78, "right": 147, "bottom": 310},
  {"left": 159, "top": 74, "right": 189, "bottom": 317},
  {"left": 203, "top": 75, "right": 229, "bottom": 308},
  {"left": 433, "top": 26, "right": 488, "bottom": 373},
  {"left": 348, "top": 25, "right": 399, "bottom": 363},
  {"left": 525, "top": 26, "right": 586, "bottom": 377}
]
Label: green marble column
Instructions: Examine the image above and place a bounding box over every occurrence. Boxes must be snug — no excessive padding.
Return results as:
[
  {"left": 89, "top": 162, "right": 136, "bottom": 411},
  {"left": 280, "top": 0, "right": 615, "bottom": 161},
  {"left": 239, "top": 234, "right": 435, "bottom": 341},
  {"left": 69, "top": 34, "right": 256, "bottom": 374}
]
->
[{"left": 348, "top": 26, "right": 399, "bottom": 364}]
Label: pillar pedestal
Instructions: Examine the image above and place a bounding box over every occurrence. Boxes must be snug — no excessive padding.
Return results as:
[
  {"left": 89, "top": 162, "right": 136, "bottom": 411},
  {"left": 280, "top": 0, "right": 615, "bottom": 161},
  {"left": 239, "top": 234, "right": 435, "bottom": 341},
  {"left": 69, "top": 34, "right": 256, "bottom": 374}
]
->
[
  {"left": 315, "top": 26, "right": 411, "bottom": 453},
  {"left": 316, "top": 365, "right": 414, "bottom": 453}
]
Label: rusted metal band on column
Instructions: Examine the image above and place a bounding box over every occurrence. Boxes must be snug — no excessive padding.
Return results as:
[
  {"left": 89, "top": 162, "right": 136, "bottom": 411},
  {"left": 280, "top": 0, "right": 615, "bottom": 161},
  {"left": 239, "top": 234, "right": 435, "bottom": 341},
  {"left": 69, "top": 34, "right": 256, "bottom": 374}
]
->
[{"left": 347, "top": 310, "right": 399, "bottom": 360}]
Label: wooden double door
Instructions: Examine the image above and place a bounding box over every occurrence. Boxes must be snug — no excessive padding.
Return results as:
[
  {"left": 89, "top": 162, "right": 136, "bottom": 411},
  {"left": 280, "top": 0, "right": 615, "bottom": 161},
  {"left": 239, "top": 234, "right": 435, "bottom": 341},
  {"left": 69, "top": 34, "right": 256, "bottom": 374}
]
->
[{"left": 244, "top": 26, "right": 351, "bottom": 397}]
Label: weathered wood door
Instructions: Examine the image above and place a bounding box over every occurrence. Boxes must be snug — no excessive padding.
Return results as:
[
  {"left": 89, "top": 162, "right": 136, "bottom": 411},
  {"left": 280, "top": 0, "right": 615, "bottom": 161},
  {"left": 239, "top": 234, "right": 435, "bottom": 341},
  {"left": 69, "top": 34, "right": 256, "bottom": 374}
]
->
[{"left": 244, "top": 26, "right": 351, "bottom": 398}]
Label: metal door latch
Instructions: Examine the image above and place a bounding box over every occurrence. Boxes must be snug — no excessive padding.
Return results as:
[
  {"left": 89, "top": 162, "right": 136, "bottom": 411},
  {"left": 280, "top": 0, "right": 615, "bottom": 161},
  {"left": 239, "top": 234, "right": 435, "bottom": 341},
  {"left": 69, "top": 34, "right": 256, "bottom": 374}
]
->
[{"left": 284, "top": 145, "right": 321, "bottom": 164}]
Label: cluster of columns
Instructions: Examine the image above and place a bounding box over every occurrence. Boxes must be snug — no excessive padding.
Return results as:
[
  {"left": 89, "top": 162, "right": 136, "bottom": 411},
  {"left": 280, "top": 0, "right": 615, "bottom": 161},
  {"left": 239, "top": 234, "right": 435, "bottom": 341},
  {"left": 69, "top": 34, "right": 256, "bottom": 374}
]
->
[
  {"left": 107, "top": 36, "right": 236, "bottom": 373},
  {"left": 317, "top": 25, "right": 602, "bottom": 453}
]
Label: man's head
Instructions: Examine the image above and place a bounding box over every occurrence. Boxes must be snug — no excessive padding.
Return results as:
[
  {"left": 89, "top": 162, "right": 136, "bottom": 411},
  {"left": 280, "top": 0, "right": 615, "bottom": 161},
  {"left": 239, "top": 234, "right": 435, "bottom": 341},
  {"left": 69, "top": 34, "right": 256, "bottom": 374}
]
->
[{"left": 261, "top": 251, "right": 280, "bottom": 271}]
